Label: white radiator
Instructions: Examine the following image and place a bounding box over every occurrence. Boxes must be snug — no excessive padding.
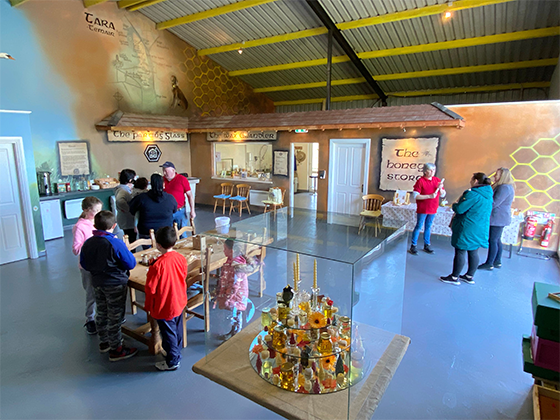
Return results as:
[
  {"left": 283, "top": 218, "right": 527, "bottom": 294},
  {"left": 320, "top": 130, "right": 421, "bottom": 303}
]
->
[
  {"left": 249, "top": 190, "right": 269, "bottom": 207},
  {"left": 64, "top": 198, "right": 83, "bottom": 219}
]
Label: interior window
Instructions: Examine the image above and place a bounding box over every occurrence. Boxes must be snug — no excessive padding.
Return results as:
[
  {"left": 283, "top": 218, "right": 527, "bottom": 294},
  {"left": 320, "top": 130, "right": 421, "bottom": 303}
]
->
[{"left": 214, "top": 143, "right": 273, "bottom": 181}]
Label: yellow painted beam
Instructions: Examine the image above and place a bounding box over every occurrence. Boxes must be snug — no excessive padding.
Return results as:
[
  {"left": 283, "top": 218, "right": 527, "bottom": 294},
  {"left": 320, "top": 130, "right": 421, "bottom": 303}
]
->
[
  {"left": 198, "top": 0, "right": 513, "bottom": 55},
  {"left": 359, "top": 27, "right": 560, "bottom": 60},
  {"left": 157, "top": 0, "right": 277, "bottom": 30},
  {"left": 127, "top": 0, "right": 166, "bottom": 11},
  {"left": 198, "top": 28, "right": 328, "bottom": 56},
  {"left": 10, "top": 0, "right": 32, "bottom": 6},
  {"left": 117, "top": 0, "right": 145, "bottom": 8},
  {"left": 338, "top": 0, "right": 514, "bottom": 31},
  {"left": 83, "top": 0, "right": 109, "bottom": 7},
  {"left": 229, "top": 56, "right": 350, "bottom": 77},
  {"left": 254, "top": 59, "right": 558, "bottom": 93},
  {"left": 229, "top": 27, "right": 560, "bottom": 76},
  {"left": 390, "top": 82, "right": 550, "bottom": 97},
  {"left": 273, "top": 82, "right": 551, "bottom": 106},
  {"left": 254, "top": 78, "right": 365, "bottom": 93}
]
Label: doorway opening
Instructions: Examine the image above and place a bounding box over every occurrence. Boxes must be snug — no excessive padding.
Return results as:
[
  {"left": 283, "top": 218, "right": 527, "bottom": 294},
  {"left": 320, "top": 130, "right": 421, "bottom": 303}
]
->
[{"left": 290, "top": 142, "right": 319, "bottom": 211}]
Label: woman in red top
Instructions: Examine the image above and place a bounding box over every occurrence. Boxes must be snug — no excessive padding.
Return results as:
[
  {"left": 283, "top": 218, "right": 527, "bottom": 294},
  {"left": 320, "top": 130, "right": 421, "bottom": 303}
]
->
[
  {"left": 145, "top": 226, "right": 188, "bottom": 371},
  {"left": 410, "top": 163, "right": 446, "bottom": 255}
]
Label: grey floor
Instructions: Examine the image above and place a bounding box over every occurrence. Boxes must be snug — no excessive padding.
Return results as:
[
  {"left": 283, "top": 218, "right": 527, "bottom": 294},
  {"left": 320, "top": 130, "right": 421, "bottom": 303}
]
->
[
  {"left": 1, "top": 206, "right": 559, "bottom": 419},
  {"left": 293, "top": 192, "right": 317, "bottom": 210}
]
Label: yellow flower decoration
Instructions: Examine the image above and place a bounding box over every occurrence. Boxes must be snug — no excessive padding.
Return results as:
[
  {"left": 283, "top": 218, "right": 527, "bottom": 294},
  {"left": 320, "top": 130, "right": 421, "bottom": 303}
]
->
[{"left": 308, "top": 312, "right": 327, "bottom": 329}]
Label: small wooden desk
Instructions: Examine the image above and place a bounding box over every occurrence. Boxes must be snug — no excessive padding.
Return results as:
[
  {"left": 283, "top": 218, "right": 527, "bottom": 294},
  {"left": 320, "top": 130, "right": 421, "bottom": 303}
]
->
[{"left": 193, "top": 321, "right": 410, "bottom": 420}]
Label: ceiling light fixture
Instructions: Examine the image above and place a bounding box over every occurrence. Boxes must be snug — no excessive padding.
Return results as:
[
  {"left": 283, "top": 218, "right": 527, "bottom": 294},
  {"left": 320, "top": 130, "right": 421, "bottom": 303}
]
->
[
  {"left": 443, "top": 1, "right": 453, "bottom": 19},
  {"left": 238, "top": 41, "right": 245, "bottom": 55}
]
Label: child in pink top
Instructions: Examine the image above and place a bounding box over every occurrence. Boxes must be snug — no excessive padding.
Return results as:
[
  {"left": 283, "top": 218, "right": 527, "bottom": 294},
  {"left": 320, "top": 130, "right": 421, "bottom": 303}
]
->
[
  {"left": 72, "top": 196, "right": 103, "bottom": 334},
  {"left": 215, "top": 239, "right": 260, "bottom": 340}
]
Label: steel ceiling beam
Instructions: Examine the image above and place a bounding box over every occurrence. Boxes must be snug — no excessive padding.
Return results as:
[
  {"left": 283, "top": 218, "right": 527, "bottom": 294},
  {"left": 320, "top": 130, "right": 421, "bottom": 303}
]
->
[
  {"left": 197, "top": 0, "right": 515, "bottom": 56},
  {"left": 156, "top": 0, "right": 277, "bottom": 30},
  {"left": 273, "top": 82, "right": 551, "bottom": 106},
  {"left": 127, "top": 0, "right": 166, "bottom": 11},
  {"left": 253, "top": 58, "right": 559, "bottom": 93},
  {"left": 305, "top": 0, "right": 387, "bottom": 105},
  {"left": 229, "top": 27, "right": 560, "bottom": 76}
]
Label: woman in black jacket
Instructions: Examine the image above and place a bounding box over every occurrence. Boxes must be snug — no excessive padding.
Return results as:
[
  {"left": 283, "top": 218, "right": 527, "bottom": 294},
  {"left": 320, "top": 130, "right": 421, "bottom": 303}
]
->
[{"left": 129, "top": 174, "right": 177, "bottom": 239}]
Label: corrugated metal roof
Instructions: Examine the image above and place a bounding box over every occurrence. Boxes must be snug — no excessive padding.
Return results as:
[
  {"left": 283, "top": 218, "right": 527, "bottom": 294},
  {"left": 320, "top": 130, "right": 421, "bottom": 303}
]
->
[
  {"left": 274, "top": 87, "right": 548, "bottom": 112},
  {"left": 134, "top": 0, "right": 559, "bottom": 108}
]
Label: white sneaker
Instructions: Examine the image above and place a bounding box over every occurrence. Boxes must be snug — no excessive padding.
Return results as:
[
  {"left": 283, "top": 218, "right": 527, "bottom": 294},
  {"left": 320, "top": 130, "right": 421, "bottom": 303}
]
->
[{"left": 155, "top": 361, "right": 180, "bottom": 371}]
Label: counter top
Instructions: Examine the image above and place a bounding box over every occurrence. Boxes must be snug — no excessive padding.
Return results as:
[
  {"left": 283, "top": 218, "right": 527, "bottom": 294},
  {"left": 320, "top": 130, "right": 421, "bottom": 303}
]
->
[{"left": 39, "top": 188, "right": 114, "bottom": 201}]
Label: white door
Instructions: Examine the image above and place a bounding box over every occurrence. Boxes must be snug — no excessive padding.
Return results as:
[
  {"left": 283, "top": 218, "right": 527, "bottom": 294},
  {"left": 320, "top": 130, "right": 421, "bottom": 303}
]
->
[
  {"left": 328, "top": 139, "right": 370, "bottom": 215},
  {"left": 0, "top": 142, "right": 29, "bottom": 264}
]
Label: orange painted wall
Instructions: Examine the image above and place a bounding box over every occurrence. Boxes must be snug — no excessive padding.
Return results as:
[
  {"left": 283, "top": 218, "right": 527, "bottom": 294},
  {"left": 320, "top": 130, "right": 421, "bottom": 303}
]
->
[{"left": 191, "top": 101, "right": 560, "bottom": 251}]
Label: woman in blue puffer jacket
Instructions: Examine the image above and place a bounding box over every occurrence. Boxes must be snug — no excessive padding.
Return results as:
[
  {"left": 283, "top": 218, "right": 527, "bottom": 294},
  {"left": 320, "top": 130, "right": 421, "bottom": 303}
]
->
[{"left": 440, "top": 172, "right": 493, "bottom": 285}]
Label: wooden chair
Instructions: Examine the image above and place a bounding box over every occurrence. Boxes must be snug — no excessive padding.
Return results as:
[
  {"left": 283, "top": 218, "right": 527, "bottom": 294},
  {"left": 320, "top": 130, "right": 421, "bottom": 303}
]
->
[
  {"left": 174, "top": 218, "right": 196, "bottom": 240},
  {"left": 213, "top": 183, "right": 233, "bottom": 214},
  {"left": 229, "top": 184, "right": 251, "bottom": 216},
  {"left": 123, "top": 229, "right": 156, "bottom": 250},
  {"left": 358, "top": 194, "right": 384, "bottom": 234},
  {"left": 263, "top": 187, "right": 286, "bottom": 220},
  {"left": 123, "top": 229, "right": 155, "bottom": 318}
]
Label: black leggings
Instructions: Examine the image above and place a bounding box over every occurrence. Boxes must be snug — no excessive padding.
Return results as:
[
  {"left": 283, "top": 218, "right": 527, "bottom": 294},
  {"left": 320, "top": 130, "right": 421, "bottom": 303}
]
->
[
  {"left": 485, "top": 225, "right": 504, "bottom": 266},
  {"left": 452, "top": 248, "right": 479, "bottom": 277}
]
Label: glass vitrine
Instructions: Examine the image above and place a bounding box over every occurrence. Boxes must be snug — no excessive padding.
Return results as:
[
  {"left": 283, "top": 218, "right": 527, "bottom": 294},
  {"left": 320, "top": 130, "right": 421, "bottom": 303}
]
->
[{"left": 200, "top": 207, "right": 408, "bottom": 417}]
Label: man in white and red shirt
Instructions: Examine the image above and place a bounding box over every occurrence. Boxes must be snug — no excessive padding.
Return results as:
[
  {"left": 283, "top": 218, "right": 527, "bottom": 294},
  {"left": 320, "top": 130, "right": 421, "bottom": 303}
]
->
[
  {"left": 410, "top": 163, "right": 445, "bottom": 255},
  {"left": 160, "top": 162, "right": 196, "bottom": 237}
]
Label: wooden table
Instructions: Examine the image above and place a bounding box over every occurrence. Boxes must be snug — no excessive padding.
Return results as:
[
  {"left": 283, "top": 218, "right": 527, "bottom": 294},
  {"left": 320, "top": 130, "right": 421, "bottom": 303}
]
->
[
  {"left": 193, "top": 321, "right": 410, "bottom": 420},
  {"left": 123, "top": 235, "right": 268, "bottom": 354}
]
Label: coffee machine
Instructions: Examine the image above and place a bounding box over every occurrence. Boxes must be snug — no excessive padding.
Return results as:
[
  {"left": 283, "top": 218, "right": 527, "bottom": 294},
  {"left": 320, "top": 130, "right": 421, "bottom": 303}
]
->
[{"left": 37, "top": 171, "right": 52, "bottom": 195}]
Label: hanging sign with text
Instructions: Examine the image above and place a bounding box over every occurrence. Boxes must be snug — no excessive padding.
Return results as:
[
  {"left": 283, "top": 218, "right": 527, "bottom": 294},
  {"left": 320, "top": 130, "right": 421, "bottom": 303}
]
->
[
  {"left": 206, "top": 131, "right": 277, "bottom": 141},
  {"left": 379, "top": 137, "right": 439, "bottom": 191},
  {"left": 108, "top": 130, "right": 188, "bottom": 142}
]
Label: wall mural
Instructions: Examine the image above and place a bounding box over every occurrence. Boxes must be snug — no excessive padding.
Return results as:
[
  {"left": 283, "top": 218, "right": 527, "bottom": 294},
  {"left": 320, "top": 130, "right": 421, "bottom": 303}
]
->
[
  {"left": 0, "top": 1, "right": 273, "bottom": 184},
  {"left": 509, "top": 133, "right": 560, "bottom": 246}
]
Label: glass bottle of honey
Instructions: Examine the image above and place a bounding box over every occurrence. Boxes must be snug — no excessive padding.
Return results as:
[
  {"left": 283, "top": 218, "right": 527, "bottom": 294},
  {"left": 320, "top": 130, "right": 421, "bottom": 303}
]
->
[
  {"left": 279, "top": 362, "right": 295, "bottom": 391},
  {"left": 272, "top": 325, "right": 286, "bottom": 349},
  {"left": 317, "top": 332, "right": 333, "bottom": 355}
]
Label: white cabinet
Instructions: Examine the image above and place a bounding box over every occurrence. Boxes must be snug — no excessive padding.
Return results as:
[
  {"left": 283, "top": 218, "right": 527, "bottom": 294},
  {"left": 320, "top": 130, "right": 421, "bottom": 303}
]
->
[{"left": 40, "top": 199, "right": 64, "bottom": 240}]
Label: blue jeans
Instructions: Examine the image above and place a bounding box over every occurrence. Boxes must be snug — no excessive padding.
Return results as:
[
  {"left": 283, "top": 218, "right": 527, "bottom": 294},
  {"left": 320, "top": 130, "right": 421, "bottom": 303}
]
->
[
  {"left": 173, "top": 208, "right": 189, "bottom": 238},
  {"left": 485, "top": 225, "right": 504, "bottom": 266},
  {"left": 411, "top": 213, "right": 436, "bottom": 246}
]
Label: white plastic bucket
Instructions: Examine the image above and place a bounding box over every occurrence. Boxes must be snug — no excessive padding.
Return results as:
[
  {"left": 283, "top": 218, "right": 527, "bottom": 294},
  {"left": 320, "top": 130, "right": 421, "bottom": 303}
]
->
[{"left": 215, "top": 217, "right": 230, "bottom": 234}]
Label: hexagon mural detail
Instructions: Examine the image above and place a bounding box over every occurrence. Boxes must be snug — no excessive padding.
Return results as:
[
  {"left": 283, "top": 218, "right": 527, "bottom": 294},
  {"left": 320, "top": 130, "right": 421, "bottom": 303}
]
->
[
  {"left": 511, "top": 147, "right": 538, "bottom": 164},
  {"left": 509, "top": 134, "right": 560, "bottom": 248},
  {"left": 531, "top": 157, "right": 557, "bottom": 174}
]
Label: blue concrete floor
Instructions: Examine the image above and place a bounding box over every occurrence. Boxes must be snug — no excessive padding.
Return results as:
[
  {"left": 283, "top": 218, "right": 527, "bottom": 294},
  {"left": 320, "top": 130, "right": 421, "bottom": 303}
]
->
[{"left": 1, "top": 206, "right": 558, "bottom": 419}]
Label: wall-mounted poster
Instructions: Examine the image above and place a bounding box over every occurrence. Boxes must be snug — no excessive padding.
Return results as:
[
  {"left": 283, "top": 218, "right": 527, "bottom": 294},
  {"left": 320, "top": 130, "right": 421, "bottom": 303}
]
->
[
  {"left": 273, "top": 150, "right": 289, "bottom": 177},
  {"left": 380, "top": 137, "right": 439, "bottom": 191},
  {"left": 57, "top": 141, "right": 91, "bottom": 176}
]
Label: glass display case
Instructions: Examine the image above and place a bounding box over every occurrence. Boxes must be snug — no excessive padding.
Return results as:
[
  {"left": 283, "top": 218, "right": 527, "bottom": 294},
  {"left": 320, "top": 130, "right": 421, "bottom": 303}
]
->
[{"left": 199, "top": 207, "right": 408, "bottom": 417}]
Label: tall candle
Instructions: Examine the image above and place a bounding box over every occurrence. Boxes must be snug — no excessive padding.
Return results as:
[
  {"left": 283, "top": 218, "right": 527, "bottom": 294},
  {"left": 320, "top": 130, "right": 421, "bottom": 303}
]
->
[
  {"left": 296, "top": 254, "right": 300, "bottom": 282},
  {"left": 313, "top": 259, "right": 317, "bottom": 289},
  {"left": 293, "top": 262, "right": 297, "bottom": 288}
]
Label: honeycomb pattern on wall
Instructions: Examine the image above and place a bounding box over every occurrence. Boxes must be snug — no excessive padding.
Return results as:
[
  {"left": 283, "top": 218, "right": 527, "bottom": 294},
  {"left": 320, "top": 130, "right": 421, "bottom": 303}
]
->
[
  {"left": 180, "top": 47, "right": 265, "bottom": 117},
  {"left": 509, "top": 134, "right": 560, "bottom": 241}
]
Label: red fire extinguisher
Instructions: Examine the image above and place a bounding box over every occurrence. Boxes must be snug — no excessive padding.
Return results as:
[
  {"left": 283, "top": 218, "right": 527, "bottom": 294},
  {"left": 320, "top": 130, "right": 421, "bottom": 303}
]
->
[
  {"left": 523, "top": 216, "right": 538, "bottom": 240},
  {"left": 540, "top": 219, "right": 554, "bottom": 248}
]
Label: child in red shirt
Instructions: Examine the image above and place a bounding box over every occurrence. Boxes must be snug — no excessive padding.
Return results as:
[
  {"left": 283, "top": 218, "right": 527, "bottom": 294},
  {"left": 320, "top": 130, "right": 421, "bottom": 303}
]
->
[{"left": 145, "top": 226, "right": 188, "bottom": 371}]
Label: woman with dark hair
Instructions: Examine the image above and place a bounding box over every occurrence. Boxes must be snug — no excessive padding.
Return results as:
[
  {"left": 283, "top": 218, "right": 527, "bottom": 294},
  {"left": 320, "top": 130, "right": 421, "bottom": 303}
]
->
[
  {"left": 440, "top": 172, "right": 493, "bottom": 285},
  {"left": 129, "top": 174, "right": 177, "bottom": 240},
  {"left": 115, "top": 169, "right": 137, "bottom": 241}
]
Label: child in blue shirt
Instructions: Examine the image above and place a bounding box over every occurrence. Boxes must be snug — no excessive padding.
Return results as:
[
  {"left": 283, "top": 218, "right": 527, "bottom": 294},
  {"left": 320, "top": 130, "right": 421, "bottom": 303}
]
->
[{"left": 81, "top": 211, "right": 137, "bottom": 361}]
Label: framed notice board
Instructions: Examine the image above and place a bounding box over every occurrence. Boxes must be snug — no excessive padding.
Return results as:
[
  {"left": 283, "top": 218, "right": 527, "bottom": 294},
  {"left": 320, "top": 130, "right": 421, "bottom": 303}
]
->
[{"left": 57, "top": 141, "right": 91, "bottom": 176}]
